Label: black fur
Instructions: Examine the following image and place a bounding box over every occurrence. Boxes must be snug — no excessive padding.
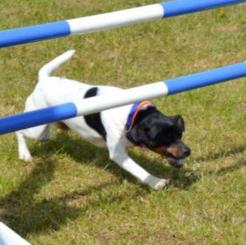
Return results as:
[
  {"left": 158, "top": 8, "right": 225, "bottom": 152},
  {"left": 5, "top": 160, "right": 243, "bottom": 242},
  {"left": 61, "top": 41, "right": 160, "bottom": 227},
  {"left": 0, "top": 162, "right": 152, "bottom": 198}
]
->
[
  {"left": 84, "top": 87, "right": 107, "bottom": 141},
  {"left": 129, "top": 107, "right": 187, "bottom": 149}
]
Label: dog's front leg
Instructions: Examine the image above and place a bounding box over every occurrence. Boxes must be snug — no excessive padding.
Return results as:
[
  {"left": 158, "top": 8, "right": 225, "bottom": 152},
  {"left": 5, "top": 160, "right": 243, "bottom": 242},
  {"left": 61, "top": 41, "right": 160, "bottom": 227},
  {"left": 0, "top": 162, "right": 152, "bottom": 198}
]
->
[{"left": 107, "top": 139, "right": 169, "bottom": 190}]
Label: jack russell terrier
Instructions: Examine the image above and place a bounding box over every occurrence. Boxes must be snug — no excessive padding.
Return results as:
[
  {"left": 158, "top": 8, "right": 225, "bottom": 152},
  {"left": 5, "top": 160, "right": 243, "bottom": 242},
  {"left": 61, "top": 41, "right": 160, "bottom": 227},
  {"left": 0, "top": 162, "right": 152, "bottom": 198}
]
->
[{"left": 16, "top": 50, "right": 191, "bottom": 190}]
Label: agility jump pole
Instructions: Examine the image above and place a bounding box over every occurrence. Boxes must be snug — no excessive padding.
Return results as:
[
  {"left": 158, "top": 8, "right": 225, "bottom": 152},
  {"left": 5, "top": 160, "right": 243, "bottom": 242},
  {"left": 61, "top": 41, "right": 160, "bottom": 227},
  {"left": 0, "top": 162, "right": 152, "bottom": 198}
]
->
[
  {"left": 0, "top": 61, "right": 246, "bottom": 134},
  {"left": 0, "top": 223, "right": 31, "bottom": 245},
  {"left": 1, "top": 0, "right": 246, "bottom": 48}
]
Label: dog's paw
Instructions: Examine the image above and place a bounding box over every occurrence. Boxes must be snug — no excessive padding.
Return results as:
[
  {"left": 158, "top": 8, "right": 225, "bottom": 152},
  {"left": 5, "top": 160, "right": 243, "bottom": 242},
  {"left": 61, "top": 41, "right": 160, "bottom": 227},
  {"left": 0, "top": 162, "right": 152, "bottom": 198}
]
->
[
  {"left": 153, "top": 178, "right": 170, "bottom": 190},
  {"left": 19, "top": 152, "right": 33, "bottom": 162},
  {"left": 147, "top": 176, "right": 170, "bottom": 190}
]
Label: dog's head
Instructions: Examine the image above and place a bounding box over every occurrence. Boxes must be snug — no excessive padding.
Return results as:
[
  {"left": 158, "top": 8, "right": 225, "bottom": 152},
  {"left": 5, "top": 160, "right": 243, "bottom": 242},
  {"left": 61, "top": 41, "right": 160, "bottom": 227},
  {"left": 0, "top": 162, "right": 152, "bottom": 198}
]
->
[{"left": 129, "top": 107, "right": 190, "bottom": 168}]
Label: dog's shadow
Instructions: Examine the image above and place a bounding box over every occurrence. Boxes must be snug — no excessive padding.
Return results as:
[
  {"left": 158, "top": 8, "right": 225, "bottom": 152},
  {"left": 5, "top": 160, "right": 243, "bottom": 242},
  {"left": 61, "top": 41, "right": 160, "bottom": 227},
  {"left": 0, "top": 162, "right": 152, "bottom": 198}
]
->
[
  {"left": 0, "top": 157, "right": 138, "bottom": 237},
  {"left": 0, "top": 157, "right": 81, "bottom": 236},
  {"left": 1, "top": 133, "right": 243, "bottom": 237}
]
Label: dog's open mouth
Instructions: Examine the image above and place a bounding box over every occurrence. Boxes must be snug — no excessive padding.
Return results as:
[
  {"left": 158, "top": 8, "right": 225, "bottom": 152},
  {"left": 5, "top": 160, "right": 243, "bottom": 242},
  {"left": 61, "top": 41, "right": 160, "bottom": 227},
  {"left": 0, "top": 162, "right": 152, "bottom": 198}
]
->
[{"left": 165, "top": 153, "right": 185, "bottom": 168}]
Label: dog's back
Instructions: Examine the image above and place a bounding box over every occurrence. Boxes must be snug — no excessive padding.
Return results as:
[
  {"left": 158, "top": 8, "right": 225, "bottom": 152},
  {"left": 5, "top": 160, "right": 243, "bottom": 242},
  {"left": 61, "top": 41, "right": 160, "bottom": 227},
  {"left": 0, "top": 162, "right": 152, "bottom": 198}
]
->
[{"left": 35, "top": 50, "right": 123, "bottom": 107}]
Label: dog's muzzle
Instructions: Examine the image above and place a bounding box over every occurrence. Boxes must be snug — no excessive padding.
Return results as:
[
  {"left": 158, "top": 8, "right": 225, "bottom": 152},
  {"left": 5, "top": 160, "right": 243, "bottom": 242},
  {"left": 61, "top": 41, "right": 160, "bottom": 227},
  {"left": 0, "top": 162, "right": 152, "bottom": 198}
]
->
[{"left": 165, "top": 146, "right": 191, "bottom": 168}]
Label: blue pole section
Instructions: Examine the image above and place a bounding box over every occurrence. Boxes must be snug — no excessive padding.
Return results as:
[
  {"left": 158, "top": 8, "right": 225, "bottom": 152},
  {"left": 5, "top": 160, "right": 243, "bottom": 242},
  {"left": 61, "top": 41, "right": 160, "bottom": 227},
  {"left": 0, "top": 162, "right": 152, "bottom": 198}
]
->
[
  {"left": 0, "top": 21, "right": 71, "bottom": 48},
  {"left": 0, "top": 103, "right": 77, "bottom": 134},
  {"left": 164, "top": 62, "right": 246, "bottom": 94},
  {"left": 0, "top": 62, "right": 245, "bottom": 135},
  {"left": 162, "top": 0, "right": 246, "bottom": 17},
  {"left": 0, "top": 0, "right": 246, "bottom": 48}
]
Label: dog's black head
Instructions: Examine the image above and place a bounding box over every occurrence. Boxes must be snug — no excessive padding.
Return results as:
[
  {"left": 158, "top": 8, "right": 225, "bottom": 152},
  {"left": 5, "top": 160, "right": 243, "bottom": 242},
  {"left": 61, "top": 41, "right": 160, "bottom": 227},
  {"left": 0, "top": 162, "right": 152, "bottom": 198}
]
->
[{"left": 128, "top": 106, "right": 190, "bottom": 168}]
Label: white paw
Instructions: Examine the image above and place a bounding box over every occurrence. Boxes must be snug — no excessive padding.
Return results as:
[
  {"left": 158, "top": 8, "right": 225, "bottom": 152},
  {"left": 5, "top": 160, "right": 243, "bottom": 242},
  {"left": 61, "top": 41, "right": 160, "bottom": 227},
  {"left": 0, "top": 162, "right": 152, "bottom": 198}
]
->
[
  {"left": 153, "top": 178, "right": 170, "bottom": 190},
  {"left": 147, "top": 176, "right": 170, "bottom": 190},
  {"left": 19, "top": 152, "right": 33, "bottom": 162}
]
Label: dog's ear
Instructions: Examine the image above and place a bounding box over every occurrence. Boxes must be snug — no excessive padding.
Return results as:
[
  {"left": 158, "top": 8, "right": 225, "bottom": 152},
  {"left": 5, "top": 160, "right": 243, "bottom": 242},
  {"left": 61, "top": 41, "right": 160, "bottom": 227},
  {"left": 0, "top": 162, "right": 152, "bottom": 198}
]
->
[{"left": 173, "top": 115, "right": 185, "bottom": 132}]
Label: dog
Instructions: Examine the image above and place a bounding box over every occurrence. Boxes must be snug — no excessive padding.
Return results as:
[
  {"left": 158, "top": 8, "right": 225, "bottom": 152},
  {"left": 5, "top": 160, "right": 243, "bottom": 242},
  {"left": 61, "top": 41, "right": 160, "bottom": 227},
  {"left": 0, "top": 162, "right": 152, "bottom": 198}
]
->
[{"left": 16, "top": 50, "right": 191, "bottom": 190}]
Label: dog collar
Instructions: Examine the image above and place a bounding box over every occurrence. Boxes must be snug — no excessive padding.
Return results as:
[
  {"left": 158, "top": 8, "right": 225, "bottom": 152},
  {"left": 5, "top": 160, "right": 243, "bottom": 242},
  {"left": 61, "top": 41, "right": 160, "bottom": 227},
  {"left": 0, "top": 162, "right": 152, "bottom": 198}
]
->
[{"left": 125, "top": 101, "right": 153, "bottom": 147}]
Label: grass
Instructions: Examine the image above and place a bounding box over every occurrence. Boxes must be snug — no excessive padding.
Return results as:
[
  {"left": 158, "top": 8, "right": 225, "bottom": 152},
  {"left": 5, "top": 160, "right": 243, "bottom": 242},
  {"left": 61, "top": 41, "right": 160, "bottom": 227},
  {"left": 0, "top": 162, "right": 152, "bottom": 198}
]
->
[{"left": 0, "top": 0, "right": 246, "bottom": 244}]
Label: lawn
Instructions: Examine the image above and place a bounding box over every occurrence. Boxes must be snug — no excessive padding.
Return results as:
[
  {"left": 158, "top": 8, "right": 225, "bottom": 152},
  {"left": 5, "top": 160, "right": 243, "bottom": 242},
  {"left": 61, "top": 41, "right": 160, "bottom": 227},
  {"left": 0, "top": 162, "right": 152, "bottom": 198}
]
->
[{"left": 0, "top": 0, "right": 246, "bottom": 244}]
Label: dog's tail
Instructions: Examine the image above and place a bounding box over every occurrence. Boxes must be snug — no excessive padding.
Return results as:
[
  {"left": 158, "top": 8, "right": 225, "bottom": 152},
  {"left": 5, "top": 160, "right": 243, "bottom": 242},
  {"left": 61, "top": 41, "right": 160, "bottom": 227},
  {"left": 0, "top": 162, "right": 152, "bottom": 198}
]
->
[{"left": 38, "top": 49, "right": 75, "bottom": 80}]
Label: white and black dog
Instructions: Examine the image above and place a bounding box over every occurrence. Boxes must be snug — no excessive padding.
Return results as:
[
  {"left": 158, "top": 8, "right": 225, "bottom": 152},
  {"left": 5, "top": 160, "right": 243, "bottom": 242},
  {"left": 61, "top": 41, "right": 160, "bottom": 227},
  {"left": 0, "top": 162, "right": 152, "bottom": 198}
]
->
[{"left": 16, "top": 50, "right": 190, "bottom": 190}]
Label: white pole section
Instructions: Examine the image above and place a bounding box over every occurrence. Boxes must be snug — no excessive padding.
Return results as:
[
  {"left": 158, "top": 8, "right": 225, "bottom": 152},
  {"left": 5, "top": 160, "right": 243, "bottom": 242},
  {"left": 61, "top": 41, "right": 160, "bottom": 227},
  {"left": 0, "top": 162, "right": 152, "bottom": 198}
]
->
[
  {"left": 0, "top": 223, "right": 31, "bottom": 245},
  {"left": 67, "top": 4, "right": 163, "bottom": 35}
]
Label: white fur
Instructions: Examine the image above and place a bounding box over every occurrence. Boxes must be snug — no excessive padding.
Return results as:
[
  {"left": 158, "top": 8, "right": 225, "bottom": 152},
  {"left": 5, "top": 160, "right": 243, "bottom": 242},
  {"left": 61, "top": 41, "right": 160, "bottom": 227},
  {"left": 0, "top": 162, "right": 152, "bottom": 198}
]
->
[{"left": 16, "top": 50, "right": 169, "bottom": 190}]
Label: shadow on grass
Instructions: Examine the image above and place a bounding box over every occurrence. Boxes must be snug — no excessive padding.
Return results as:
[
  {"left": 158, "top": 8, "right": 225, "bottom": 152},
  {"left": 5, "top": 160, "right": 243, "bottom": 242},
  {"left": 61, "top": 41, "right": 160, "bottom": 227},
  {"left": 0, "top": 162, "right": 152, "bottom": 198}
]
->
[
  {"left": 207, "top": 157, "right": 246, "bottom": 177},
  {"left": 193, "top": 144, "right": 246, "bottom": 163},
  {"left": 0, "top": 154, "right": 143, "bottom": 238},
  {"left": 191, "top": 143, "right": 246, "bottom": 177},
  {"left": 0, "top": 133, "right": 199, "bottom": 237},
  {"left": 0, "top": 157, "right": 79, "bottom": 236}
]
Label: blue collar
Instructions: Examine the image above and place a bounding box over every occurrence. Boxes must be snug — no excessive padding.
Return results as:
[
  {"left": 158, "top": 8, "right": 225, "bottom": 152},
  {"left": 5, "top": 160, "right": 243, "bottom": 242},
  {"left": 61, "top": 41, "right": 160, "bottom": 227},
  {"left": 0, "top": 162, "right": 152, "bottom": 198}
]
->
[
  {"left": 125, "top": 102, "right": 140, "bottom": 132},
  {"left": 125, "top": 101, "right": 153, "bottom": 147}
]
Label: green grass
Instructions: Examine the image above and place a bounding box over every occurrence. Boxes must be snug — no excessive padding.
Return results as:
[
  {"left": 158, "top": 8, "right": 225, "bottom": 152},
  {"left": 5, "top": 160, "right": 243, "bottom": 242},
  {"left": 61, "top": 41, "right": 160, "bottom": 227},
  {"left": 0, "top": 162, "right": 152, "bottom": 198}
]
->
[{"left": 0, "top": 1, "right": 246, "bottom": 244}]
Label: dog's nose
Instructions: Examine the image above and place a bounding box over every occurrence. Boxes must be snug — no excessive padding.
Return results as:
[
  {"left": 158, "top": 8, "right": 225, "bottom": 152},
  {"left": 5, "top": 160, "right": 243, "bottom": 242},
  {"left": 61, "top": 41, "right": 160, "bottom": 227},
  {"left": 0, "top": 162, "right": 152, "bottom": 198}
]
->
[{"left": 184, "top": 147, "right": 191, "bottom": 157}]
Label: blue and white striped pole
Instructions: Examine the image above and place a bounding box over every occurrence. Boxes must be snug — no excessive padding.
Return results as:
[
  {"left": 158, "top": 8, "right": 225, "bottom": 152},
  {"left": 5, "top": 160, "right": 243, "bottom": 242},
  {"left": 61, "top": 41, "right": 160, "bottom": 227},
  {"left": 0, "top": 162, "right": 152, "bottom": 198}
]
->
[
  {"left": 0, "top": 223, "right": 31, "bottom": 245},
  {"left": 0, "top": 0, "right": 245, "bottom": 48},
  {"left": 0, "top": 62, "right": 246, "bottom": 134}
]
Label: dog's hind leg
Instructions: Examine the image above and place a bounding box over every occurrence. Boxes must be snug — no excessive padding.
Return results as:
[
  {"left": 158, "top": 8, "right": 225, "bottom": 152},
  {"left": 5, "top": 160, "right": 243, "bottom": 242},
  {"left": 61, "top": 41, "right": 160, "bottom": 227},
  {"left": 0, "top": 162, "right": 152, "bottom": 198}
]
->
[
  {"left": 16, "top": 131, "right": 33, "bottom": 162},
  {"left": 16, "top": 125, "right": 50, "bottom": 162},
  {"left": 16, "top": 95, "right": 50, "bottom": 162}
]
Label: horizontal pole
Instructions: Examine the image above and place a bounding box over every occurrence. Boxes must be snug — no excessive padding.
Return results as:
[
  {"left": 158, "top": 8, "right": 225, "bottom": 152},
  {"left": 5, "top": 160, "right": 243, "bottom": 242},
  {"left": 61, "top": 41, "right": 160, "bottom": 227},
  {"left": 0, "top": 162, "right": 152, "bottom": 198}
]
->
[
  {"left": 0, "top": 222, "right": 31, "bottom": 245},
  {"left": 0, "top": 62, "right": 245, "bottom": 135},
  {"left": 0, "top": 0, "right": 245, "bottom": 48}
]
